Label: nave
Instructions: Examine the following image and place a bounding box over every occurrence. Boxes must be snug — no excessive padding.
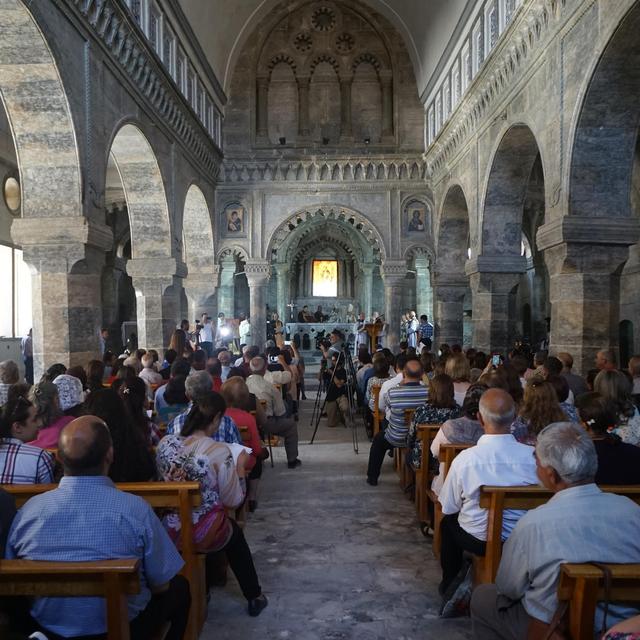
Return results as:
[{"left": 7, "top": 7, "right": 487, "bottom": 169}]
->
[{"left": 204, "top": 395, "right": 471, "bottom": 640}]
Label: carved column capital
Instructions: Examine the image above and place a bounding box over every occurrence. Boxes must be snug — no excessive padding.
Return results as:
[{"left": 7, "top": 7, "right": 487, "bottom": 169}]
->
[{"left": 244, "top": 260, "right": 271, "bottom": 287}]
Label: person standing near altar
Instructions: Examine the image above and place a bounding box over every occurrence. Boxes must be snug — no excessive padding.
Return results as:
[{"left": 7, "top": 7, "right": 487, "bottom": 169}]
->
[
  {"left": 407, "top": 311, "right": 419, "bottom": 349},
  {"left": 355, "top": 312, "right": 368, "bottom": 356}
]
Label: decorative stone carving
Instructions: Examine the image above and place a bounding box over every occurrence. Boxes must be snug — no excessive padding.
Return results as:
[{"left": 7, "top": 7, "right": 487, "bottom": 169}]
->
[
  {"left": 311, "top": 6, "right": 337, "bottom": 32},
  {"left": 293, "top": 32, "right": 313, "bottom": 53},
  {"left": 335, "top": 33, "right": 355, "bottom": 53}
]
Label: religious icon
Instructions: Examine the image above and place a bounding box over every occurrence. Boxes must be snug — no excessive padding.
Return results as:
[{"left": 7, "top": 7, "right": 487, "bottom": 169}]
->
[
  {"left": 408, "top": 208, "right": 425, "bottom": 232},
  {"left": 222, "top": 203, "right": 246, "bottom": 237}
]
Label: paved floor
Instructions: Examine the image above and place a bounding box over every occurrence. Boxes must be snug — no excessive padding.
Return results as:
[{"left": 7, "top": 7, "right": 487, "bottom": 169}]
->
[{"left": 202, "top": 397, "right": 473, "bottom": 639}]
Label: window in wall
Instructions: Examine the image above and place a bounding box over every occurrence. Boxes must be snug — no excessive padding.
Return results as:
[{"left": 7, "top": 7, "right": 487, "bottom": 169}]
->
[
  {"left": 443, "top": 76, "right": 451, "bottom": 121},
  {"left": 451, "top": 60, "right": 460, "bottom": 109},
  {"left": 148, "top": 2, "right": 162, "bottom": 54},
  {"left": 195, "top": 81, "right": 204, "bottom": 121},
  {"left": 186, "top": 66, "right": 196, "bottom": 107},
  {"left": 0, "top": 244, "right": 32, "bottom": 338},
  {"left": 127, "top": 0, "right": 143, "bottom": 26},
  {"left": 461, "top": 41, "right": 471, "bottom": 93},
  {"left": 473, "top": 18, "right": 484, "bottom": 76},
  {"left": 435, "top": 92, "right": 442, "bottom": 134},
  {"left": 312, "top": 260, "right": 338, "bottom": 297},
  {"left": 176, "top": 47, "right": 186, "bottom": 92},
  {"left": 484, "top": 1, "right": 498, "bottom": 58},
  {"left": 162, "top": 23, "right": 175, "bottom": 75},
  {"left": 500, "top": 0, "right": 517, "bottom": 31}
]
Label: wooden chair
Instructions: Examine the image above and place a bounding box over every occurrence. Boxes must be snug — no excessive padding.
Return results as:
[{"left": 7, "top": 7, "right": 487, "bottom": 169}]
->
[
  {"left": 431, "top": 443, "right": 474, "bottom": 557},
  {"left": 1, "top": 482, "right": 204, "bottom": 640},
  {"left": 557, "top": 563, "right": 640, "bottom": 639},
  {"left": 414, "top": 424, "right": 441, "bottom": 529},
  {"left": 258, "top": 399, "right": 274, "bottom": 467},
  {"left": 371, "top": 386, "right": 381, "bottom": 436},
  {"left": 476, "top": 485, "right": 640, "bottom": 584},
  {"left": 0, "top": 558, "right": 140, "bottom": 640},
  {"left": 394, "top": 409, "right": 416, "bottom": 492}
]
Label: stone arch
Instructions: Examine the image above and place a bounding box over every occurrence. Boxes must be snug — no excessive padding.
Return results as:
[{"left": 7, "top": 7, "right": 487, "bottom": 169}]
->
[
  {"left": 436, "top": 184, "right": 470, "bottom": 275},
  {"left": 265, "top": 53, "right": 298, "bottom": 80},
  {"left": 480, "top": 124, "right": 544, "bottom": 257},
  {"left": 568, "top": 2, "right": 640, "bottom": 220},
  {"left": 182, "top": 184, "right": 215, "bottom": 274},
  {"left": 108, "top": 123, "right": 172, "bottom": 259},
  {"left": 217, "top": 244, "right": 250, "bottom": 263},
  {"left": 352, "top": 52, "right": 384, "bottom": 74},
  {"left": 309, "top": 53, "right": 341, "bottom": 77}
]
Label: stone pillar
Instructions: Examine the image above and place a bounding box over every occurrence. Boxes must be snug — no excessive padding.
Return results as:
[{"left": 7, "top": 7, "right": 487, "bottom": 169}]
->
[
  {"left": 184, "top": 268, "right": 219, "bottom": 325},
  {"left": 433, "top": 279, "right": 467, "bottom": 348},
  {"left": 339, "top": 75, "right": 353, "bottom": 142},
  {"left": 414, "top": 255, "right": 433, "bottom": 320},
  {"left": 381, "top": 260, "right": 407, "bottom": 350},
  {"left": 380, "top": 70, "right": 394, "bottom": 139},
  {"left": 361, "top": 263, "right": 375, "bottom": 320},
  {"left": 127, "top": 258, "right": 186, "bottom": 354},
  {"left": 273, "top": 263, "right": 290, "bottom": 322},
  {"left": 256, "top": 76, "right": 269, "bottom": 141},
  {"left": 217, "top": 257, "right": 236, "bottom": 318},
  {"left": 297, "top": 76, "right": 311, "bottom": 139},
  {"left": 536, "top": 216, "right": 640, "bottom": 374},
  {"left": 244, "top": 260, "right": 271, "bottom": 348},
  {"left": 11, "top": 217, "right": 112, "bottom": 379}
]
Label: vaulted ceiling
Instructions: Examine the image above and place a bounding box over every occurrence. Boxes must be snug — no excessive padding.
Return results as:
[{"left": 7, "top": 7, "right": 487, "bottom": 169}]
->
[{"left": 178, "top": 0, "right": 470, "bottom": 97}]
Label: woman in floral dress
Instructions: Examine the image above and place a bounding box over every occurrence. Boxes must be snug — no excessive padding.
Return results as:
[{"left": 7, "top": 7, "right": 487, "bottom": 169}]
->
[{"left": 156, "top": 391, "right": 268, "bottom": 616}]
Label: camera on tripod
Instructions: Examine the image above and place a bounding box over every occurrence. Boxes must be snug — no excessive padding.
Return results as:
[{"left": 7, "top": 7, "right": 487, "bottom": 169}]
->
[{"left": 315, "top": 330, "right": 331, "bottom": 351}]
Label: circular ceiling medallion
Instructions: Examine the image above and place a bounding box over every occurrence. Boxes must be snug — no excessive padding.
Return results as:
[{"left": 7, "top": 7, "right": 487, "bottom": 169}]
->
[
  {"left": 311, "top": 7, "right": 336, "bottom": 32},
  {"left": 3, "top": 175, "right": 20, "bottom": 214},
  {"left": 293, "top": 32, "right": 313, "bottom": 52},
  {"left": 335, "top": 33, "right": 354, "bottom": 53}
]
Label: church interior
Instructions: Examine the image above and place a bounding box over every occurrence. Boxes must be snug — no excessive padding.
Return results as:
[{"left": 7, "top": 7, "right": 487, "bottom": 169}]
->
[{"left": 1, "top": 0, "right": 640, "bottom": 638}]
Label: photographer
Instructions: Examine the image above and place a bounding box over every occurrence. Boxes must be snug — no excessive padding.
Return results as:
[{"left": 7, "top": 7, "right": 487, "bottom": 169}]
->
[
  {"left": 319, "top": 329, "right": 345, "bottom": 361},
  {"left": 324, "top": 366, "right": 353, "bottom": 429}
]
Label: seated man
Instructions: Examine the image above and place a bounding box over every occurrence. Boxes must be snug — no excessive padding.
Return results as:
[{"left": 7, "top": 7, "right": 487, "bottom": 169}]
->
[
  {"left": 438, "top": 389, "right": 538, "bottom": 595},
  {"left": 377, "top": 353, "right": 409, "bottom": 423},
  {"left": 471, "top": 422, "right": 640, "bottom": 639},
  {"left": 246, "top": 356, "right": 300, "bottom": 469},
  {"left": 7, "top": 416, "right": 189, "bottom": 639},
  {"left": 366, "top": 359, "right": 427, "bottom": 485},
  {"left": 325, "top": 367, "right": 353, "bottom": 429}
]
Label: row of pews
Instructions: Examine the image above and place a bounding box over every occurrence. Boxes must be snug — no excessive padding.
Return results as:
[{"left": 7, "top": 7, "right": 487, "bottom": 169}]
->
[{"left": 376, "top": 401, "right": 640, "bottom": 639}]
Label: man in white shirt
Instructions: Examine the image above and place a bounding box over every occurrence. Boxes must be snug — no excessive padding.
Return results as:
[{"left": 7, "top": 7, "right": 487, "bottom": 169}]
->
[
  {"left": 378, "top": 353, "right": 409, "bottom": 422},
  {"left": 246, "top": 356, "right": 300, "bottom": 469},
  {"left": 198, "top": 313, "right": 214, "bottom": 358},
  {"left": 239, "top": 314, "right": 251, "bottom": 346},
  {"left": 438, "top": 388, "right": 538, "bottom": 594}
]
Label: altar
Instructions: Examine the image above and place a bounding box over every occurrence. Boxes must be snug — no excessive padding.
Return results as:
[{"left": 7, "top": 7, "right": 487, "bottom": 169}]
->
[{"left": 285, "top": 322, "right": 359, "bottom": 352}]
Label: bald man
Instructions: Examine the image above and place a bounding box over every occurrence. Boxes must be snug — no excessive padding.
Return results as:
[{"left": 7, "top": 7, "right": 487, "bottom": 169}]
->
[
  {"left": 6, "top": 416, "right": 190, "bottom": 639},
  {"left": 438, "top": 389, "right": 538, "bottom": 601},
  {"left": 366, "top": 358, "right": 427, "bottom": 485}
]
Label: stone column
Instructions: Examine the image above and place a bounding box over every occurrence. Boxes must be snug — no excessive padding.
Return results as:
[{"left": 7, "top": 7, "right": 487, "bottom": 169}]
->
[
  {"left": 297, "top": 76, "right": 311, "bottom": 140},
  {"left": 414, "top": 255, "right": 433, "bottom": 320},
  {"left": 256, "top": 76, "right": 269, "bottom": 142},
  {"left": 433, "top": 278, "right": 468, "bottom": 348},
  {"left": 273, "top": 263, "right": 290, "bottom": 322},
  {"left": 380, "top": 70, "right": 394, "bottom": 139},
  {"left": 127, "top": 257, "right": 186, "bottom": 354},
  {"left": 184, "top": 268, "right": 219, "bottom": 324},
  {"left": 244, "top": 260, "right": 271, "bottom": 349},
  {"left": 381, "top": 260, "right": 407, "bottom": 350},
  {"left": 217, "top": 257, "right": 236, "bottom": 318},
  {"left": 339, "top": 74, "right": 354, "bottom": 142},
  {"left": 11, "top": 217, "right": 112, "bottom": 379},
  {"left": 361, "top": 263, "right": 375, "bottom": 320},
  {"left": 536, "top": 216, "right": 640, "bottom": 374}
]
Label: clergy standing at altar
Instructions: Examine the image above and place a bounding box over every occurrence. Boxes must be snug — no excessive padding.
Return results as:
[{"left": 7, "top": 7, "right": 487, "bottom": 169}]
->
[{"left": 407, "top": 311, "right": 419, "bottom": 349}]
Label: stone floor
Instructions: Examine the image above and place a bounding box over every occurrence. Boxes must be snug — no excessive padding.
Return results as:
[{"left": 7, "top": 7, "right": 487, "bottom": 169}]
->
[{"left": 202, "top": 397, "right": 473, "bottom": 639}]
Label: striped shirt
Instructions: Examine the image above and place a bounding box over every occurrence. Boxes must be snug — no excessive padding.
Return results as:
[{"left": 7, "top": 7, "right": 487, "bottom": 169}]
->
[
  {"left": 384, "top": 383, "right": 429, "bottom": 446},
  {"left": 0, "top": 437, "right": 54, "bottom": 484}
]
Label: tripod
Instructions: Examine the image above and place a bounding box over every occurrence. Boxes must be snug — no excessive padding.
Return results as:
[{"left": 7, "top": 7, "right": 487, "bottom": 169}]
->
[{"left": 309, "top": 346, "right": 362, "bottom": 453}]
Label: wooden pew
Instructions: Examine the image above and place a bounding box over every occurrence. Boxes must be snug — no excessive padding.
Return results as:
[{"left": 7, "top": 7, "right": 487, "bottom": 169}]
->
[
  {"left": 476, "top": 486, "right": 640, "bottom": 584},
  {"left": 371, "top": 386, "right": 381, "bottom": 436},
  {"left": 393, "top": 409, "right": 416, "bottom": 492},
  {"left": 557, "top": 563, "right": 640, "bottom": 640},
  {"left": 1, "top": 482, "right": 204, "bottom": 640},
  {"left": 414, "top": 424, "right": 441, "bottom": 528},
  {"left": 431, "top": 443, "right": 474, "bottom": 557},
  {"left": 0, "top": 559, "right": 140, "bottom": 640}
]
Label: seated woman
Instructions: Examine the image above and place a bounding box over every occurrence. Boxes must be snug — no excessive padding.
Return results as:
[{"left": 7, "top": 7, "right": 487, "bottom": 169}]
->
[
  {"left": 510, "top": 377, "right": 567, "bottom": 446},
  {"left": 445, "top": 353, "right": 471, "bottom": 406},
  {"left": 594, "top": 369, "right": 640, "bottom": 446},
  {"left": 407, "top": 374, "right": 463, "bottom": 471},
  {"left": 156, "top": 391, "right": 268, "bottom": 616},
  {"left": 117, "top": 377, "right": 161, "bottom": 448},
  {"left": 84, "top": 388, "right": 156, "bottom": 482},
  {"left": 85, "top": 359, "right": 106, "bottom": 394},
  {"left": 546, "top": 374, "right": 579, "bottom": 422},
  {"left": 27, "top": 381, "right": 74, "bottom": 449},
  {"left": 365, "top": 355, "right": 392, "bottom": 412},
  {"left": 575, "top": 392, "right": 640, "bottom": 484},
  {"left": 0, "top": 393, "right": 54, "bottom": 484},
  {"left": 430, "top": 383, "right": 487, "bottom": 495}
]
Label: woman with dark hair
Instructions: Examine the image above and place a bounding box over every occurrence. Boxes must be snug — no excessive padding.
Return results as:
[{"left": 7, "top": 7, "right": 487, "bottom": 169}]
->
[
  {"left": 156, "top": 391, "right": 268, "bottom": 616},
  {"left": 86, "top": 359, "right": 105, "bottom": 393},
  {"left": 40, "top": 363, "right": 66, "bottom": 384},
  {"left": 546, "top": 374, "right": 579, "bottom": 422},
  {"left": 84, "top": 388, "right": 155, "bottom": 482},
  {"left": 511, "top": 377, "right": 567, "bottom": 445},
  {"left": 27, "top": 381, "right": 74, "bottom": 449},
  {"left": 66, "top": 365, "right": 88, "bottom": 391},
  {"left": 407, "top": 374, "right": 463, "bottom": 471},
  {"left": 168, "top": 330, "right": 190, "bottom": 358},
  {"left": 118, "top": 377, "right": 161, "bottom": 447},
  {"left": 594, "top": 369, "right": 640, "bottom": 445},
  {"left": 0, "top": 394, "right": 53, "bottom": 484},
  {"left": 575, "top": 392, "right": 640, "bottom": 484}
]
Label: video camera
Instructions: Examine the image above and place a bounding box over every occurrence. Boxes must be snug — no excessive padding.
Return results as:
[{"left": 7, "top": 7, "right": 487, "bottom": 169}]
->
[{"left": 315, "top": 330, "right": 331, "bottom": 351}]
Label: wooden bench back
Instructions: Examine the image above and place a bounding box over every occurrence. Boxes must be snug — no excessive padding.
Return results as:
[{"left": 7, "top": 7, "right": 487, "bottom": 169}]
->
[
  {"left": 558, "top": 562, "right": 640, "bottom": 639},
  {"left": 0, "top": 558, "right": 140, "bottom": 640},
  {"left": 414, "top": 424, "right": 441, "bottom": 524},
  {"left": 477, "top": 485, "right": 640, "bottom": 583},
  {"left": 371, "top": 386, "right": 381, "bottom": 436},
  {"left": 439, "top": 443, "right": 474, "bottom": 478}
]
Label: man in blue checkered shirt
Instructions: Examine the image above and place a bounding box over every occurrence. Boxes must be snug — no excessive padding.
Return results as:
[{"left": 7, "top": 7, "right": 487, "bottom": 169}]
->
[
  {"left": 418, "top": 314, "right": 434, "bottom": 345},
  {"left": 7, "top": 416, "right": 190, "bottom": 639}
]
